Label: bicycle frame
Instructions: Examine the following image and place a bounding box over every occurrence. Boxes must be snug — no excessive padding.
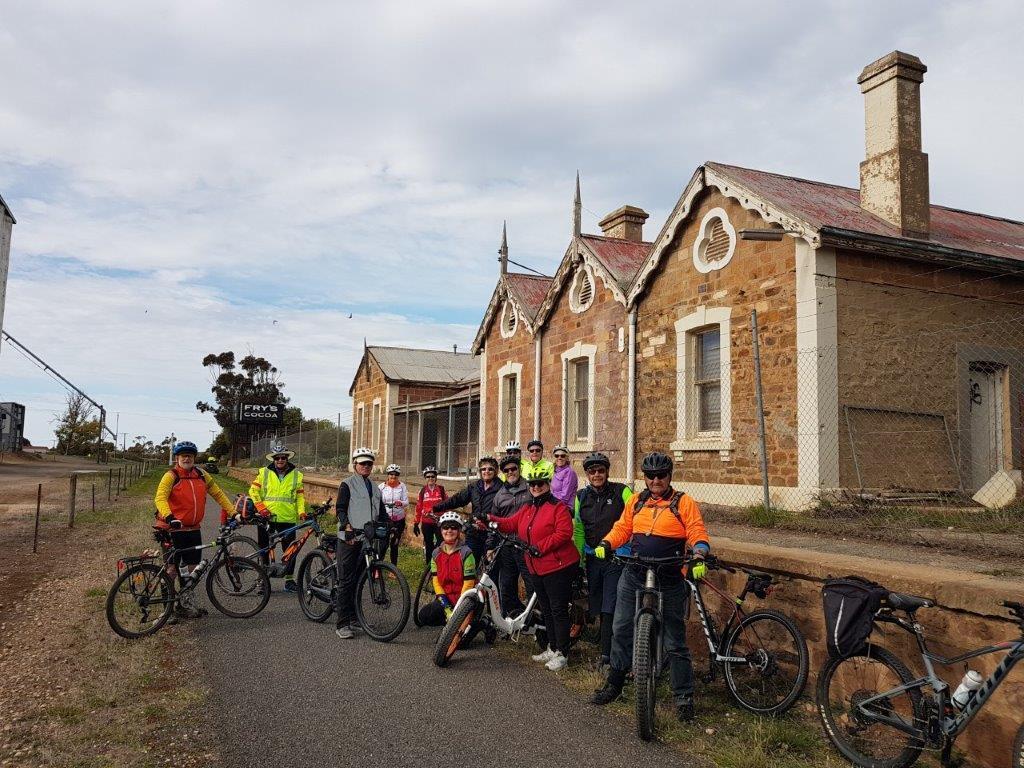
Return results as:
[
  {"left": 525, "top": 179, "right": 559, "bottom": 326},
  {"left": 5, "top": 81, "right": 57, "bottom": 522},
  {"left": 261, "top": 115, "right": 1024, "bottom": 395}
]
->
[
  {"left": 632, "top": 566, "right": 665, "bottom": 673},
  {"left": 456, "top": 568, "right": 540, "bottom": 638},
  {"left": 856, "top": 612, "right": 1024, "bottom": 744},
  {"left": 687, "top": 576, "right": 757, "bottom": 666}
]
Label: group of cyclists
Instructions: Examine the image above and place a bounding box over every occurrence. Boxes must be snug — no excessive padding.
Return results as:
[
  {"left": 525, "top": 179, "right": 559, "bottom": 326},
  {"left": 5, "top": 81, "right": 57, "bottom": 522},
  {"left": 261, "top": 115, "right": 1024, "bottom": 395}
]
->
[{"left": 154, "top": 435, "right": 713, "bottom": 722}]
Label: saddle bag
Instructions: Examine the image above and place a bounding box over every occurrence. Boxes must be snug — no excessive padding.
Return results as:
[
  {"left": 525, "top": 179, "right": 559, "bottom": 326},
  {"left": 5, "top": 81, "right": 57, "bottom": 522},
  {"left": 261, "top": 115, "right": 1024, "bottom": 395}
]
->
[{"left": 822, "top": 576, "right": 888, "bottom": 658}]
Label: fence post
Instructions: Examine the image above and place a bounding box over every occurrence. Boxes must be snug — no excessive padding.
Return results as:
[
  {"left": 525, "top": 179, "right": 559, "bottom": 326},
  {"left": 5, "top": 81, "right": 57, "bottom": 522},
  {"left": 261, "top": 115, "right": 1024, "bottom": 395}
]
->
[
  {"left": 405, "top": 397, "right": 411, "bottom": 468},
  {"left": 107, "top": 468, "right": 113, "bottom": 501},
  {"left": 33, "top": 483, "right": 41, "bottom": 553},
  {"left": 466, "top": 389, "right": 472, "bottom": 477},
  {"left": 117, "top": 466, "right": 122, "bottom": 496},
  {"left": 751, "top": 309, "right": 771, "bottom": 513},
  {"left": 68, "top": 475, "right": 78, "bottom": 528},
  {"left": 92, "top": 483, "right": 96, "bottom": 513},
  {"left": 337, "top": 412, "right": 341, "bottom": 465},
  {"left": 314, "top": 419, "right": 319, "bottom": 469}
]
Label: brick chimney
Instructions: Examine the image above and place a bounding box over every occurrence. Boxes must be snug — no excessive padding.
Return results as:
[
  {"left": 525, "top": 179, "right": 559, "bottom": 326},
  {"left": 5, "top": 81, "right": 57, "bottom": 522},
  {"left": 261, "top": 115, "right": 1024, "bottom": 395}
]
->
[
  {"left": 598, "top": 205, "right": 649, "bottom": 242},
  {"left": 857, "top": 51, "right": 930, "bottom": 238}
]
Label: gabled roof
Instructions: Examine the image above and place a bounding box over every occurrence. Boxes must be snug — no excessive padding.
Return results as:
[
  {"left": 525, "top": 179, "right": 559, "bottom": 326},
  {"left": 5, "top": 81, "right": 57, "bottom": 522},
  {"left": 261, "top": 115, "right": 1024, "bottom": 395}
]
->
[
  {"left": 471, "top": 271, "right": 553, "bottom": 354},
  {"left": 628, "top": 162, "right": 1024, "bottom": 304},
  {"left": 579, "top": 234, "right": 652, "bottom": 287},
  {"left": 349, "top": 345, "right": 479, "bottom": 396}
]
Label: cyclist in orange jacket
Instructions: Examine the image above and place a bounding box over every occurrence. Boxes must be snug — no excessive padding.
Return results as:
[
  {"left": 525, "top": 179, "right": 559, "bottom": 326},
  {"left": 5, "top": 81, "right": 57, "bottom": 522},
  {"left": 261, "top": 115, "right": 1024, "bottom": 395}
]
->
[
  {"left": 590, "top": 451, "right": 711, "bottom": 722},
  {"left": 154, "top": 440, "right": 235, "bottom": 619}
]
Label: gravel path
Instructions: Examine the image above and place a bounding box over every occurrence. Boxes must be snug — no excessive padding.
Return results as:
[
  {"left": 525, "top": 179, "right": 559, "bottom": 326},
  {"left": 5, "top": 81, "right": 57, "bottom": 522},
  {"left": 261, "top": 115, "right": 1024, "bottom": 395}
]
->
[{"left": 196, "top": 500, "right": 666, "bottom": 768}]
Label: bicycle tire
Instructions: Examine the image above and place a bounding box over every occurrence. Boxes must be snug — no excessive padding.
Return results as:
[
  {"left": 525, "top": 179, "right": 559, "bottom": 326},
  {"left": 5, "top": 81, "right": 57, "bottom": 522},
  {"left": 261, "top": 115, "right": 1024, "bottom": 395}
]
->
[
  {"left": 297, "top": 548, "right": 335, "bottom": 623},
  {"left": 432, "top": 598, "right": 476, "bottom": 668},
  {"left": 722, "top": 608, "right": 809, "bottom": 716},
  {"left": 1012, "top": 723, "right": 1024, "bottom": 768},
  {"left": 634, "top": 612, "right": 658, "bottom": 742},
  {"left": 355, "top": 561, "right": 410, "bottom": 642},
  {"left": 413, "top": 566, "right": 433, "bottom": 628},
  {"left": 816, "top": 644, "right": 925, "bottom": 768},
  {"left": 205, "top": 558, "right": 271, "bottom": 618},
  {"left": 106, "top": 562, "right": 173, "bottom": 639},
  {"left": 225, "top": 533, "right": 260, "bottom": 561}
]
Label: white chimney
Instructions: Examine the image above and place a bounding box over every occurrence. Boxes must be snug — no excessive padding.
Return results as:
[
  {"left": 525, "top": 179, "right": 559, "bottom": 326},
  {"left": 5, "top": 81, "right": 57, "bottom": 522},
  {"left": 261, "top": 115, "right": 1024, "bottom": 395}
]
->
[{"left": 857, "top": 51, "right": 930, "bottom": 238}]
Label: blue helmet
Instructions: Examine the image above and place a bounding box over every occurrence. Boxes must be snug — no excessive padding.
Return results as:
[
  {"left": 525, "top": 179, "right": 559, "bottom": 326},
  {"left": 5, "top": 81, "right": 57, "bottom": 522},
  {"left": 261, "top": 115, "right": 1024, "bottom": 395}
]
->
[{"left": 173, "top": 440, "right": 198, "bottom": 456}]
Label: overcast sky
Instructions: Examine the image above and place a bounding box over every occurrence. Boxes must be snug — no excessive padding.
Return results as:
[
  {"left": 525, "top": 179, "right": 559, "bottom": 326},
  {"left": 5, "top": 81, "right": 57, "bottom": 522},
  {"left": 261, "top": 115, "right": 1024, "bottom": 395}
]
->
[{"left": 1, "top": 0, "right": 1021, "bottom": 448}]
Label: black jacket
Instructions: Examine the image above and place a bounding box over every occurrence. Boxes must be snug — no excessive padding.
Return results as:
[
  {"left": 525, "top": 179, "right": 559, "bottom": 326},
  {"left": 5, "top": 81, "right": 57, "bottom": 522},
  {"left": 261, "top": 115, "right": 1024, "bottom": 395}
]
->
[
  {"left": 490, "top": 479, "right": 530, "bottom": 547},
  {"left": 575, "top": 481, "right": 631, "bottom": 550},
  {"left": 433, "top": 479, "right": 500, "bottom": 541}
]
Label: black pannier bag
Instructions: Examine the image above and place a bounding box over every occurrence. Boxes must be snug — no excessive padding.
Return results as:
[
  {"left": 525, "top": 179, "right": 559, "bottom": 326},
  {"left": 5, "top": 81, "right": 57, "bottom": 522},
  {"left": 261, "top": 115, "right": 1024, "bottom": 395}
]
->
[{"left": 822, "top": 576, "right": 889, "bottom": 658}]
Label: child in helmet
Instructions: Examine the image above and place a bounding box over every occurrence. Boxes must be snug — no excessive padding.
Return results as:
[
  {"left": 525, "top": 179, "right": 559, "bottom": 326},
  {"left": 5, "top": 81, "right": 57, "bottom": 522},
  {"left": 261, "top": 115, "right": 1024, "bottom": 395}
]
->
[
  {"left": 417, "top": 511, "right": 477, "bottom": 627},
  {"left": 379, "top": 464, "right": 409, "bottom": 565}
]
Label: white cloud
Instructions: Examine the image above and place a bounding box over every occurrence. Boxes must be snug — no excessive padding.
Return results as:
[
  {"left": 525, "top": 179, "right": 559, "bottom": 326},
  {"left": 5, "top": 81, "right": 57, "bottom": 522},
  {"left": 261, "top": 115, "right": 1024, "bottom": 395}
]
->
[{"left": 1, "top": 0, "right": 1022, "bottom": 444}]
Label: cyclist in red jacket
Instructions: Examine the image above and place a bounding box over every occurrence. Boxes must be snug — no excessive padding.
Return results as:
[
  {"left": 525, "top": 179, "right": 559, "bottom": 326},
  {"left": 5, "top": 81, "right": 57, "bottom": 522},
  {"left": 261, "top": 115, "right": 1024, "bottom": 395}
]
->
[
  {"left": 479, "top": 463, "right": 579, "bottom": 671},
  {"left": 417, "top": 511, "right": 477, "bottom": 626},
  {"left": 414, "top": 465, "right": 447, "bottom": 566}
]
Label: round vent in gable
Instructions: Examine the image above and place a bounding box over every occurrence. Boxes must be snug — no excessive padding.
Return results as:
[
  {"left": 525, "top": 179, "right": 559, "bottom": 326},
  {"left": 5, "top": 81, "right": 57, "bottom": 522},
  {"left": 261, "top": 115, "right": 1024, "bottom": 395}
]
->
[
  {"left": 569, "top": 267, "right": 595, "bottom": 313},
  {"left": 693, "top": 207, "right": 737, "bottom": 274}
]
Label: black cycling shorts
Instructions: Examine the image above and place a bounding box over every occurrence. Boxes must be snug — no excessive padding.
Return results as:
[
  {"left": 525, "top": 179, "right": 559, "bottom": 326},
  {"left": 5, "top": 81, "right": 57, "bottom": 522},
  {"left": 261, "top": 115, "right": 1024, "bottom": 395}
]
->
[{"left": 170, "top": 529, "right": 203, "bottom": 566}]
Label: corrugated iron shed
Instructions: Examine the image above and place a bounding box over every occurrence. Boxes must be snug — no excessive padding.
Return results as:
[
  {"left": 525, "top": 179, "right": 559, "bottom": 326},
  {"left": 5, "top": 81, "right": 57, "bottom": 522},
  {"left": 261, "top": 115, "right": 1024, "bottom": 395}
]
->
[{"left": 367, "top": 345, "right": 479, "bottom": 385}]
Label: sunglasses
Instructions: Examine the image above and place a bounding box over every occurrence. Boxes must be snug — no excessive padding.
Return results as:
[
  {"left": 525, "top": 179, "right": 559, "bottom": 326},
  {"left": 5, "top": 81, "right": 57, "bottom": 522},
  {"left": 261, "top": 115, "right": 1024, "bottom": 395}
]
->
[
  {"left": 527, "top": 480, "right": 549, "bottom": 487},
  {"left": 554, "top": 454, "right": 568, "bottom": 459},
  {"left": 502, "top": 466, "right": 519, "bottom": 472},
  {"left": 644, "top": 471, "right": 669, "bottom": 480},
  {"left": 388, "top": 472, "right": 399, "bottom": 475},
  {"left": 585, "top": 466, "right": 607, "bottom": 473},
  {"left": 356, "top": 460, "right": 373, "bottom": 467},
  {"left": 425, "top": 474, "right": 437, "bottom": 479},
  {"left": 441, "top": 525, "right": 461, "bottom": 532},
  {"left": 528, "top": 447, "right": 542, "bottom": 453},
  {"left": 480, "top": 466, "right": 496, "bottom": 472}
]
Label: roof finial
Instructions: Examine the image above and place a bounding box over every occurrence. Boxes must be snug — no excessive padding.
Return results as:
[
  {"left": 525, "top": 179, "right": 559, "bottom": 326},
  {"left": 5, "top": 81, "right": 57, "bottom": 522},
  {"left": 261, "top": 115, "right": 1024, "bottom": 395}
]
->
[
  {"left": 573, "top": 171, "right": 582, "bottom": 238},
  {"left": 499, "top": 220, "right": 508, "bottom": 275}
]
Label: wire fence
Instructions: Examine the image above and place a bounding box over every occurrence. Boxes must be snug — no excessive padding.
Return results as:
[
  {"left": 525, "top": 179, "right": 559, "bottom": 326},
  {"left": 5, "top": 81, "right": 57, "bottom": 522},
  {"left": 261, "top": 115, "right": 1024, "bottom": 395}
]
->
[{"left": 248, "top": 420, "right": 352, "bottom": 475}]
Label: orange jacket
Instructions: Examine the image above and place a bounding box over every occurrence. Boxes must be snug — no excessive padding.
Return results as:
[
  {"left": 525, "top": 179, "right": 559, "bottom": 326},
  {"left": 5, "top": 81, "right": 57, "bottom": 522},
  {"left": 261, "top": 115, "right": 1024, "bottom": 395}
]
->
[
  {"left": 154, "top": 466, "right": 233, "bottom": 531},
  {"left": 605, "top": 489, "right": 710, "bottom": 558}
]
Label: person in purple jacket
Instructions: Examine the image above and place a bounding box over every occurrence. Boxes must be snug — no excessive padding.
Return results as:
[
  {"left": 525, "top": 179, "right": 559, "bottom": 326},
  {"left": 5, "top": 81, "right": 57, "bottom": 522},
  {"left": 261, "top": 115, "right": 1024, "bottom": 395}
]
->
[{"left": 551, "top": 445, "right": 579, "bottom": 509}]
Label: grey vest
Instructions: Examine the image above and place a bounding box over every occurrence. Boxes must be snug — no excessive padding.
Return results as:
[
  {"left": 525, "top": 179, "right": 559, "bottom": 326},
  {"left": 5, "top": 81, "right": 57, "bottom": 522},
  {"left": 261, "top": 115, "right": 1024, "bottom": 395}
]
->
[{"left": 343, "top": 474, "right": 382, "bottom": 529}]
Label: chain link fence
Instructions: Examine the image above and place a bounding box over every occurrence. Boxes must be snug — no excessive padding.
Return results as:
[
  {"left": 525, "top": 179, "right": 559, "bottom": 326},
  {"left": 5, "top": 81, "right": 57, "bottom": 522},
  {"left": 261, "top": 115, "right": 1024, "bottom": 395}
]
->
[{"left": 248, "top": 419, "right": 352, "bottom": 475}]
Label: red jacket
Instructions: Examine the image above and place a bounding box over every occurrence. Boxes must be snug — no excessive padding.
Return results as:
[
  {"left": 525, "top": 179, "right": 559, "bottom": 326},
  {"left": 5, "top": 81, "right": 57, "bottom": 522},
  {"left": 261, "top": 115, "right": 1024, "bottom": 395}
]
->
[
  {"left": 416, "top": 484, "right": 447, "bottom": 524},
  {"left": 492, "top": 493, "right": 579, "bottom": 577}
]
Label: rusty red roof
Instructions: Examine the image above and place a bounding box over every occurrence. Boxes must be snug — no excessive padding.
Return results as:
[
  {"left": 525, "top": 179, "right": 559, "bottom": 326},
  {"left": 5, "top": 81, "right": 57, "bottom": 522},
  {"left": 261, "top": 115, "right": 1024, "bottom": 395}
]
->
[
  {"left": 504, "top": 273, "right": 552, "bottom": 319},
  {"left": 579, "top": 234, "right": 652, "bottom": 287},
  {"left": 708, "top": 162, "right": 1024, "bottom": 262}
]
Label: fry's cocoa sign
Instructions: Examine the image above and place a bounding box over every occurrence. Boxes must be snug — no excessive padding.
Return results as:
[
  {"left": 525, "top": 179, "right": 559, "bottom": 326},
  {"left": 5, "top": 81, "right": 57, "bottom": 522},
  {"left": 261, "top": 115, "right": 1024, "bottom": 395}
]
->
[{"left": 237, "top": 402, "right": 284, "bottom": 425}]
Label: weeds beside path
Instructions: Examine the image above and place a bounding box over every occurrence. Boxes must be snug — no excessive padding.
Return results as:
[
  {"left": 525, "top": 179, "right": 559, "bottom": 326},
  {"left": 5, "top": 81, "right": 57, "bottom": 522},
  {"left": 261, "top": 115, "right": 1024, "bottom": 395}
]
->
[{"left": 0, "top": 471, "right": 246, "bottom": 767}]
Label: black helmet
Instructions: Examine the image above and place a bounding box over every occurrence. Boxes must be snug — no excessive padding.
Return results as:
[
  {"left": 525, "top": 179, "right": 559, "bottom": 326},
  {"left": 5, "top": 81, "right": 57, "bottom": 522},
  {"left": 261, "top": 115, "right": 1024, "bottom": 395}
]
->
[
  {"left": 641, "top": 451, "right": 673, "bottom": 475},
  {"left": 499, "top": 454, "right": 521, "bottom": 470},
  {"left": 582, "top": 451, "right": 610, "bottom": 471}
]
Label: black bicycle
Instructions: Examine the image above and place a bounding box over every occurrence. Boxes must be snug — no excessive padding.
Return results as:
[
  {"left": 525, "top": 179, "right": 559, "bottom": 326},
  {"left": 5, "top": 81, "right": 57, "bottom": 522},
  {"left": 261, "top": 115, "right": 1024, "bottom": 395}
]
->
[
  {"left": 106, "top": 520, "right": 271, "bottom": 639},
  {"left": 298, "top": 520, "right": 411, "bottom": 642},
  {"left": 817, "top": 591, "right": 1024, "bottom": 768}
]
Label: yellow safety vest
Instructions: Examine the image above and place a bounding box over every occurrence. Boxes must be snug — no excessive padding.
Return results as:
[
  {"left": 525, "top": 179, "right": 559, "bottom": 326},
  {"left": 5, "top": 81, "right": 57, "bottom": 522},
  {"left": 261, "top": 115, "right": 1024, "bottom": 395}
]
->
[{"left": 249, "top": 466, "right": 305, "bottom": 524}]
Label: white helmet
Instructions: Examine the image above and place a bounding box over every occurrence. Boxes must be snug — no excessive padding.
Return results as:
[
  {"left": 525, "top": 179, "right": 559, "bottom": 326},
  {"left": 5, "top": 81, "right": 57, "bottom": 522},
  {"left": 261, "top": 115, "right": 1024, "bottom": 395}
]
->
[
  {"left": 504, "top": 440, "right": 521, "bottom": 451},
  {"left": 385, "top": 464, "right": 401, "bottom": 474},
  {"left": 437, "top": 511, "right": 463, "bottom": 528},
  {"left": 352, "top": 446, "right": 376, "bottom": 463}
]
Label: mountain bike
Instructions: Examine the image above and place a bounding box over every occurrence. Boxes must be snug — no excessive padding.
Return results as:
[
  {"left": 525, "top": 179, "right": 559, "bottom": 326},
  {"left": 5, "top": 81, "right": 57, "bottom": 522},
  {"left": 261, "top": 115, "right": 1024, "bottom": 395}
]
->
[
  {"left": 106, "top": 520, "right": 271, "bottom": 639},
  {"left": 817, "top": 591, "right": 1024, "bottom": 768},
  {"left": 298, "top": 520, "right": 411, "bottom": 642},
  {"left": 432, "top": 524, "right": 545, "bottom": 667},
  {"left": 227, "top": 498, "right": 334, "bottom": 578},
  {"left": 689, "top": 555, "right": 808, "bottom": 716}
]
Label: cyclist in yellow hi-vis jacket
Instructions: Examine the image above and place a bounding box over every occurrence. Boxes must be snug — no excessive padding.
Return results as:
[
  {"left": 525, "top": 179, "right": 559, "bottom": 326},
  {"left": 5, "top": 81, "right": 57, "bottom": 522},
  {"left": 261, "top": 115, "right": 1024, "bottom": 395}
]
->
[{"left": 248, "top": 443, "right": 305, "bottom": 592}]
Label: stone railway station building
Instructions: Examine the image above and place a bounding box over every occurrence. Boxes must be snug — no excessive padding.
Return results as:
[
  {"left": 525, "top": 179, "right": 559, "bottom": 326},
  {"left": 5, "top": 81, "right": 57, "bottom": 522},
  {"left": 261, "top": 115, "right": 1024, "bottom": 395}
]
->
[{"left": 352, "top": 50, "right": 1024, "bottom": 509}]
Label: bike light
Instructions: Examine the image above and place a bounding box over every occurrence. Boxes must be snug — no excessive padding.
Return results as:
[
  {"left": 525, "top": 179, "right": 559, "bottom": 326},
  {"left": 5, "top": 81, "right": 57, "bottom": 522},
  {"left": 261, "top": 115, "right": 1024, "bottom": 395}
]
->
[{"left": 117, "top": 559, "right": 126, "bottom": 572}]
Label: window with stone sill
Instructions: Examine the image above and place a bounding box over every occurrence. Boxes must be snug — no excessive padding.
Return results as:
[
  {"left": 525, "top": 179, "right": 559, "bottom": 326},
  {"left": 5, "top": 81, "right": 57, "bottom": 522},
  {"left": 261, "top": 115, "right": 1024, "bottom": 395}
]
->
[
  {"left": 672, "top": 306, "right": 733, "bottom": 455},
  {"left": 355, "top": 403, "right": 365, "bottom": 447},
  {"left": 500, "top": 374, "right": 518, "bottom": 445},
  {"left": 371, "top": 400, "right": 382, "bottom": 452},
  {"left": 560, "top": 342, "right": 596, "bottom": 450}
]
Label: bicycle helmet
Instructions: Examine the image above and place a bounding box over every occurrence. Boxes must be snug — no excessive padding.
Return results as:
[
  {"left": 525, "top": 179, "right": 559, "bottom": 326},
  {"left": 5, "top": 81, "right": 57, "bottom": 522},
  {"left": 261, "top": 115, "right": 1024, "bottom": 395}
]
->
[
  {"left": 526, "top": 439, "right": 543, "bottom": 450},
  {"left": 641, "top": 451, "right": 673, "bottom": 475},
  {"left": 385, "top": 463, "right": 401, "bottom": 475},
  {"left": 523, "top": 463, "right": 554, "bottom": 483},
  {"left": 499, "top": 454, "right": 521, "bottom": 470},
  {"left": 172, "top": 441, "right": 198, "bottom": 456},
  {"left": 504, "top": 440, "right": 521, "bottom": 452},
  {"left": 478, "top": 456, "right": 499, "bottom": 470},
  {"left": 422, "top": 466, "right": 438, "bottom": 477},
  {"left": 582, "top": 451, "right": 610, "bottom": 471},
  {"left": 437, "top": 511, "right": 463, "bottom": 529},
  {"left": 352, "top": 446, "right": 375, "bottom": 463}
]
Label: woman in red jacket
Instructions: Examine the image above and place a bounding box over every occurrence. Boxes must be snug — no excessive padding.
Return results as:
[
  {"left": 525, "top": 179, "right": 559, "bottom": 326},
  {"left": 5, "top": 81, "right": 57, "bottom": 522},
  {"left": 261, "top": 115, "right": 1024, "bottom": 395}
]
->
[{"left": 485, "top": 463, "right": 578, "bottom": 671}]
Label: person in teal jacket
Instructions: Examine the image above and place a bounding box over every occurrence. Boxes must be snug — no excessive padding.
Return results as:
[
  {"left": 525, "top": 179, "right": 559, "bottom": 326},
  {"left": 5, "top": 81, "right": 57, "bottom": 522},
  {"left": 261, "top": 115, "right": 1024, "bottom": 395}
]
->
[{"left": 572, "top": 451, "right": 633, "bottom": 667}]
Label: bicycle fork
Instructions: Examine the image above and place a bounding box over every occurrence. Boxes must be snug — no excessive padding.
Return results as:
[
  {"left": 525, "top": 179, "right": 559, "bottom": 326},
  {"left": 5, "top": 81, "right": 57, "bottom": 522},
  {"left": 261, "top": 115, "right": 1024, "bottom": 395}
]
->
[{"left": 634, "top": 567, "right": 664, "bottom": 674}]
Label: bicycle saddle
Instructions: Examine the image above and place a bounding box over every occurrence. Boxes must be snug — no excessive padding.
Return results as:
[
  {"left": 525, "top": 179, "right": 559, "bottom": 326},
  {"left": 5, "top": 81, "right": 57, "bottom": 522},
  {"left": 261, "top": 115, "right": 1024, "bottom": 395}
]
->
[{"left": 886, "top": 592, "right": 933, "bottom": 612}]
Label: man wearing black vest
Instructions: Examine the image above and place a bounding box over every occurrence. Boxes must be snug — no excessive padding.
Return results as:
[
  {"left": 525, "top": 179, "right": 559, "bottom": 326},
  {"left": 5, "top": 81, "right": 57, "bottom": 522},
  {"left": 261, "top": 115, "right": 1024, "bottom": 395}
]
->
[{"left": 334, "top": 446, "right": 388, "bottom": 639}]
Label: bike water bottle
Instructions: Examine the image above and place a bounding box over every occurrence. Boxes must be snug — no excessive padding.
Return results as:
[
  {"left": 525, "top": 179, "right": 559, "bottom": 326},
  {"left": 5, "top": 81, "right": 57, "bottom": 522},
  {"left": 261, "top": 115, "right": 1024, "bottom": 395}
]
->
[
  {"left": 951, "top": 670, "right": 983, "bottom": 709},
  {"left": 189, "top": 559, "right": 210, "bottom": 582}
]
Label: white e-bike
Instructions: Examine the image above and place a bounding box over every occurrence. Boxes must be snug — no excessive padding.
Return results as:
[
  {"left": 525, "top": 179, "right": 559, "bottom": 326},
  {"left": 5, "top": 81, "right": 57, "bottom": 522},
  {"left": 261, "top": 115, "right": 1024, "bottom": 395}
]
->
[{"left": 432, "top": 522, "right": 545, "bottom": 667}]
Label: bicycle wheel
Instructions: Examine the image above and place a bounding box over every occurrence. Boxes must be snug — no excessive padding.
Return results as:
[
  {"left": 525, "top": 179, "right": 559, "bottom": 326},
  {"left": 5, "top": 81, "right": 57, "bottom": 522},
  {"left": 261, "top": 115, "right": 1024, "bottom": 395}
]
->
[
  {"left": 1012, "top": 723, "right": 1024, "bottom": 768},
  {"left": 413, "top": 566, "right": 434, "bottom": 628},
  {"left": 226, "top": 533, "right": 260, "bottom": 560},
  {"left": 355, "top": 561, "right": 410, "bottom": 642},
  {"left": 297, "top": 549, "right": 335, "bottom": 623},
  {"left": 816, "top": 645, "right": 925, "bottom": 768},
  {"left": 205, "top": 558, "right": 271, "bottom": 618},
  {"left": 634, "top": 612, "right": 658, "bottom": 742},
  {"left": 432, "top": 598, "right": 476, "bottom": 668},
  {"left": 722, "top": 608, "right": 809, "bottom": 715},
  {"left": 106, "top": 563, "right": 173, "bottom": 639}
]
